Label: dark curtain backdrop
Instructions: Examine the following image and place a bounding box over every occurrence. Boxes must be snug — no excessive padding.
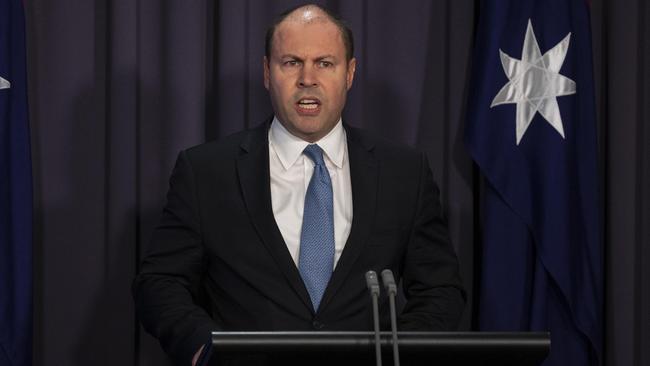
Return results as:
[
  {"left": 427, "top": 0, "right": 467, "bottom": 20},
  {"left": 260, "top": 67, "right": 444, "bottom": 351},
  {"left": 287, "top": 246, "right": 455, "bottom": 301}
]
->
[{"left": 21, "top": 0, "right": 648, "bottom": 365}]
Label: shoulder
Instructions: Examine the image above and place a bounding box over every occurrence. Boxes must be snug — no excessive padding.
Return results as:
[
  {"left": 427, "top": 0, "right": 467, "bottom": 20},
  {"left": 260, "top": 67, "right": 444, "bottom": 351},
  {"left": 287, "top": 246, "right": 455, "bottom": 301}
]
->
[
  {"left": 181, "top": 121, "right": 269, "bottom": 166},
  {"left": 345, "top": 124, "right": 425, "bottom": 164}
]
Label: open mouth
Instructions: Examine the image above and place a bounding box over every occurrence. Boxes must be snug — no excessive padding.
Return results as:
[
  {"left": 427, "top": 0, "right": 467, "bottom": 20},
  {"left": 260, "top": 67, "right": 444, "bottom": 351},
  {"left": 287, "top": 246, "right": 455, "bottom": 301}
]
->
[{"left": 295, "top": 98, "right": 321, "bottom": 115}]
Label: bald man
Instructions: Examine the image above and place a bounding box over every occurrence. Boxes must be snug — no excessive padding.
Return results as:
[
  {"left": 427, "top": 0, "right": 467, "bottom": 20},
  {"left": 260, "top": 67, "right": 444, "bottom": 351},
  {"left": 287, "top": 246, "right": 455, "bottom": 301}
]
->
[{"left": 133, "top": 4, "right": 465, "bottom": 366}]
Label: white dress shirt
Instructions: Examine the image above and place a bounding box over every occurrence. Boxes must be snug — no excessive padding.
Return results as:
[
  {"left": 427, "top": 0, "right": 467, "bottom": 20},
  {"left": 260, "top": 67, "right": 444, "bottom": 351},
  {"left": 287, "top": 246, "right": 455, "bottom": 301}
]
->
[{"left": 269, "top": 117, "right": 353, "bottom": 268}]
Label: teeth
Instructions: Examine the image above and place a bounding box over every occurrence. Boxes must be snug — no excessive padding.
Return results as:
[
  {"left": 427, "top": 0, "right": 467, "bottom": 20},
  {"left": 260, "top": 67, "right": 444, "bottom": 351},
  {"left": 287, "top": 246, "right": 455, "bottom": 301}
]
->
[
  {"left": 299, "top": 99, "right": 318, "bottom": 104},
  {"left": 298, "top": 103, "right": 318, "bottom": 109}
]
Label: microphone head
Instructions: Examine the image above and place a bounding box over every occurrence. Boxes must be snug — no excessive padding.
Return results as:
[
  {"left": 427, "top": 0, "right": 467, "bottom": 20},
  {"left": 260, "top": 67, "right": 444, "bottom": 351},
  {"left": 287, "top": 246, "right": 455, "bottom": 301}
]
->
[
  {"left": 365, "top": 270, "right": 380, "bottom": 295},
  {"left": 381, "top": 269, "right": 398, "bottom": 294}
]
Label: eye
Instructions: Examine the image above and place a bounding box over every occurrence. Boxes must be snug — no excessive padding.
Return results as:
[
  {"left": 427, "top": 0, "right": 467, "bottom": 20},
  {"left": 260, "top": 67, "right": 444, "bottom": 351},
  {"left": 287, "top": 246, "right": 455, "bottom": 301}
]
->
[
  {"left": 318, "top": 61, "right": 333, "bottom": 68},
  {"left": 283, "top": 60, "right": 300, "bottom": 67}
]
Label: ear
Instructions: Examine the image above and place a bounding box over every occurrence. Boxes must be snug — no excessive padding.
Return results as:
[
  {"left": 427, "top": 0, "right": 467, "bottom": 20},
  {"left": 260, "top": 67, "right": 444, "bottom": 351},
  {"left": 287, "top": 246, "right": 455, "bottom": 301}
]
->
[
  {"left": 263, "top": 56, "right": 270, "bottom": 90},
  {"left": 346, "top": 57, "right": 356, "bottom": 90}
]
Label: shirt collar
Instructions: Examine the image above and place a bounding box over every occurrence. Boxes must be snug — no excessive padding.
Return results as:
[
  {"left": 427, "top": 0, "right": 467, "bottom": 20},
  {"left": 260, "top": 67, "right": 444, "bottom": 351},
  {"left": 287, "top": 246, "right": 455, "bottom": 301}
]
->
[{"left": 269, "top": 116, "right": 346, "bottom": 170}]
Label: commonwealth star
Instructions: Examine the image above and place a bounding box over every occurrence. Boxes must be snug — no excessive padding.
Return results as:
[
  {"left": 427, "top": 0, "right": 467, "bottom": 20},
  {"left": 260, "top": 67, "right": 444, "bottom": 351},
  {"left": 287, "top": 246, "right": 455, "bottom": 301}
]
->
[
  {"left": 0, "top": 76, "right": 9, "bottom": 90},
  {"left": 491, "top": 20, "right": 576, "bottom": 145}
]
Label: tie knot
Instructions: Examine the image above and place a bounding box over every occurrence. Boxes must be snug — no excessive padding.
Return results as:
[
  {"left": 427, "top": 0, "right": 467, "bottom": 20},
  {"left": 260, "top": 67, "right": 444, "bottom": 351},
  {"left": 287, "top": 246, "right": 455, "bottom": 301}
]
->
[{"left": 303, "top": 144, "right": 325, "bottom": 166}]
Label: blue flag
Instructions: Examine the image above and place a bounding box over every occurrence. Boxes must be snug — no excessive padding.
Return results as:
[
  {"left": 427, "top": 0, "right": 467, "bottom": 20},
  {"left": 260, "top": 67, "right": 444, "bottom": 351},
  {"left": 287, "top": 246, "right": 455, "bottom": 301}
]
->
[
  {"left": 0, "top": 0, "right": 32, "bottom": 365},
  {"left": 465, "top": 0, "right": 602, "bottom": 365}
]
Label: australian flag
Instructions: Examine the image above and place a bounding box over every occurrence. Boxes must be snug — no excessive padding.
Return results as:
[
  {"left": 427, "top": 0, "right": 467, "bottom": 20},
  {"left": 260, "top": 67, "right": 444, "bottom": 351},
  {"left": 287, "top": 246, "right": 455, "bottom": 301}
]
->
[
  {"left": 465, "top": 0, "right": 602, "bottom": 365},
  {"left": 0, "top": 0, "right": 32, "bottom": 365}
]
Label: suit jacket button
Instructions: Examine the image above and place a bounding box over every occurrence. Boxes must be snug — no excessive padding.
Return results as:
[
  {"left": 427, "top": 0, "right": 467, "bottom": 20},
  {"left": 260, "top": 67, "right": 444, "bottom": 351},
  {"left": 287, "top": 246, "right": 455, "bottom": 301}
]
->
[{"left": 312, "top": 320, "right": 324, "bottom": 330}]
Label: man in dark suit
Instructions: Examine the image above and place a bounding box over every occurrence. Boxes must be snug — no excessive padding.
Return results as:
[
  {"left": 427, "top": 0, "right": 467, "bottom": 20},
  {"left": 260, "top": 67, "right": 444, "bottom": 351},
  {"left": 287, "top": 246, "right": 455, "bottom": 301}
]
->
[{"left": 133, "top": 4, "right": 465, "bottom": 366}]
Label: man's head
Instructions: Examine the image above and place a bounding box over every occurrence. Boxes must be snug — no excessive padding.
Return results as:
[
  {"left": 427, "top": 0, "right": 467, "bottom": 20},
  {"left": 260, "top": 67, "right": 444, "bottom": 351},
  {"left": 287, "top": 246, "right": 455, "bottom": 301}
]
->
[
  {"left": 265, "top": 5, "right": 354, "bottom": 63},
  {"left": 263, "top": 4, "right": 356, "bottom": 142}
]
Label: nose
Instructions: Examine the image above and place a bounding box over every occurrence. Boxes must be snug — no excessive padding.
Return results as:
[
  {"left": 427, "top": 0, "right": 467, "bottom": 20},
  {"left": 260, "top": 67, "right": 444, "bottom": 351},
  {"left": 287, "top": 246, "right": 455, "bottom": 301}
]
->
[{"left": 298, "top": 64, "right": 318, "bottom": 88}]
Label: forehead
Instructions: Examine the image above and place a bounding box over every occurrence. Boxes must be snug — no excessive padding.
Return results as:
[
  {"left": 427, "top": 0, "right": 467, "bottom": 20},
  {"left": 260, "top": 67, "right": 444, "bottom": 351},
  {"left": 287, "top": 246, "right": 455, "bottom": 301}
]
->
[{"left": 272, "top": 18, "right": 345, "bottom": 57}]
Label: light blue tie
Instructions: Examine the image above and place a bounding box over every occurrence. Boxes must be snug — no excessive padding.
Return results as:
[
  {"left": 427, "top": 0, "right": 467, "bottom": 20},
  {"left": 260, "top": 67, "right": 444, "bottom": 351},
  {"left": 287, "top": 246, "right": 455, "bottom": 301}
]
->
[{"left": 299, "top": 144, "right": 335, "bottom": 311}]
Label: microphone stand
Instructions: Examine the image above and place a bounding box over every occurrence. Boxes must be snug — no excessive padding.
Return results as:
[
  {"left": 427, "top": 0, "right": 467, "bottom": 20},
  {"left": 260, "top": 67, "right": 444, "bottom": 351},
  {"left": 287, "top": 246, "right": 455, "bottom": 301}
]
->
[
  {"left": 381, "top": 269, "right": 400, "bottom": 366},
  {"left": 365, "top": 271, "right": 382, "bottom": 366}
]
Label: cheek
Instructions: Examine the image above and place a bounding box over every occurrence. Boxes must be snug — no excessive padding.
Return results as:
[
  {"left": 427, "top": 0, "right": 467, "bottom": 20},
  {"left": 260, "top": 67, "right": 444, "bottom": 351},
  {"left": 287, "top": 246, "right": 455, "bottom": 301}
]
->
[
  {"left": 271, "top": 78, "right": 295, "bottom": 99},
  {"left": 269, "top": 83, "right": 287, "bottom": 101},
  {"left": 331, "top": 81, "right": 349, "bottom": 104}
]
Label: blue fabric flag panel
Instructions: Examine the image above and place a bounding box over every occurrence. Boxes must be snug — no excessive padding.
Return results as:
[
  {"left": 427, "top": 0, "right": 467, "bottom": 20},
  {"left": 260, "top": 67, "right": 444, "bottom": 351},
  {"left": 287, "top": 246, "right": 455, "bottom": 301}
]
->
[
  {"left": 0, "top": 0, "right": 32, "bottom": 365},
  {"left": 465, "top": 0, "right": 602, "bottom": 365}
]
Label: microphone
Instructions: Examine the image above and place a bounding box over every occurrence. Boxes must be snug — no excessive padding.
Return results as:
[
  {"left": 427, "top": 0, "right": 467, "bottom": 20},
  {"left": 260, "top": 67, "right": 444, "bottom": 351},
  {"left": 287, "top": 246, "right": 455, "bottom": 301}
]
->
[
  {"left": 365, "top": 270, "right": 382, "bottom": 366},
  {"left": 381, "top": 269, "right": 400, "bottom": 366}
]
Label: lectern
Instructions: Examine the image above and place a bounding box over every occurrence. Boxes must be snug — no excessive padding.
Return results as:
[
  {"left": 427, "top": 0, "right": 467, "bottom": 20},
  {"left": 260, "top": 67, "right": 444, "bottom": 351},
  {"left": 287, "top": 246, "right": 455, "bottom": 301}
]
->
[{"left": 206, "top": 331, "right": 549, "bottom": 366}]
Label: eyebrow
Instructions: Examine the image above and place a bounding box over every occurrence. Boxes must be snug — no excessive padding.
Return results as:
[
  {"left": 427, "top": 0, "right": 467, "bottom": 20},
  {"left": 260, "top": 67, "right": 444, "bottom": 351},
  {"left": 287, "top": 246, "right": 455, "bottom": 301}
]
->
[{"left": 279, "top": 54, "right": 336, "bottom": 61}]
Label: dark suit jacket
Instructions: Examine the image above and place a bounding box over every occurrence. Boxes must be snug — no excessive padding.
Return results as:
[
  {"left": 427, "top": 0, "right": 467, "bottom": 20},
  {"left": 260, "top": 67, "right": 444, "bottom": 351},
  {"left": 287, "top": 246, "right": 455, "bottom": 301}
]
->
[{"left": 133, "top": 122, "right": 465, "bottom": 366}]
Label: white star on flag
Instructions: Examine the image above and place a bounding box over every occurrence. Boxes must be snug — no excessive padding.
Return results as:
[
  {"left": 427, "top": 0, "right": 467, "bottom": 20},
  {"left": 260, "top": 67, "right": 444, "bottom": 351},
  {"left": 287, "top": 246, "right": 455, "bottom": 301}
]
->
[
  {"left": 0, "top": 76, "right": 9, "bottom": 89},
  {"left": 491, "top": 19, "right": 576, "bottom": 145}
]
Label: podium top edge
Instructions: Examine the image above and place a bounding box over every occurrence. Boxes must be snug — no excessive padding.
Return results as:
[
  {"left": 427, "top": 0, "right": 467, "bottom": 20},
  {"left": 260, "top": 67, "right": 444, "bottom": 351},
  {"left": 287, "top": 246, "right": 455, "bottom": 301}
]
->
[{"left": 211, "top": 331, "right": 550, "bottom": 338}]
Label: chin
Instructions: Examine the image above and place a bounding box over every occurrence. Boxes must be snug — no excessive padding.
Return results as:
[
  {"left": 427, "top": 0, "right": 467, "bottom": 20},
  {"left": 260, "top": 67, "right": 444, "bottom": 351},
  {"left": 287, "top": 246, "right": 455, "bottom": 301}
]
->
[{"left": 294, "top": 119, "right": 324, "bottom": 132}]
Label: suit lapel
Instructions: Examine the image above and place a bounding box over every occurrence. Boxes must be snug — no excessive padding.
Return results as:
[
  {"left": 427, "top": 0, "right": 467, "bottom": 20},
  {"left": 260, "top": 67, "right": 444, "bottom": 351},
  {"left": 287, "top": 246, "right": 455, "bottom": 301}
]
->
[
  {"left": 319, "top": 126, "right": 378, "bottom": 312},
  {"left": 236, "top": 123, "right": 314, "bottom": 312}
]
